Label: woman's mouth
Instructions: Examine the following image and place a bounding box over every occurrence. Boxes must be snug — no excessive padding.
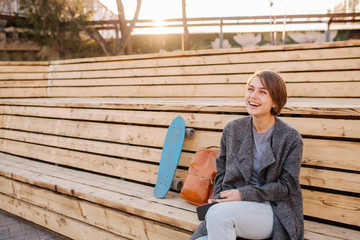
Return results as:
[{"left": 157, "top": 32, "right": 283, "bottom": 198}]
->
[{"left": 249, "top": 101, "right": 260, "bottom": 107}]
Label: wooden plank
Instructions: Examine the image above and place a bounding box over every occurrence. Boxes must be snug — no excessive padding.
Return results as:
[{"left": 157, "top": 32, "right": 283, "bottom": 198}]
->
[
  {"left": 46, "top": 84, "right": 247, "bottom": 98},
  {"left": 2, "top": 129, "right": 358, "bottom": 194},
  {"left": 49, "top": 40, "right": 360, "bottom": 65},
  {"left": 0, "top": 155, "right": 199, "bottom": 231},
  {"left": 0, "top": 129, "right": 193, "bottom": 167},
  {"left": 47, "top": 59, "right": 360, "bottom": 79},
  {"left": 0, "top": 176, "right": 192, "bottom": 240},
  {"left": 1, "top": 154, "right": 359, "bottom": 231},
  {"left": 2, "top": 97, "right": 359, "bottom": 116},
  {"left": 284, "top": 98, "right": 360, "bottom": 116},
  {"left": 2, "top": 105, "right": 239, "bottom": 129},
  {"left": 45, "top": 82, "right": 360, "bottom": 98},
  {"left": 302, "top": 138, "right": 360, "bottom": 171},
  {"left": 0, "top": 65, "right": 49, "bottom": 73},
  {"left": 0, "top": 193, "right": 128, "bottom": 240},
  {"left": 0, "top": 88, "right": 47, "bottom": 98},
  {"left": 300, "top": 167, "right": 360, "bottom": 193},
  {"left": 45, "top": 71, "right": 360, "bottom": 87},
  {"left": 3, "top": 108, "right": 360, "bottom": 139},
  {"left": 0, "top": 139, "right": 187, "bottom": 184},
  {"left": 304, "top": 231, "right": 346, "bottom": 240},
  {"left": 0, "top": 80, "right": 47, "bottom": 87},
  {"left": 0, "top": 105, "right": 3, "bottom": 128},
  {"left": 283, "top": 116, "right": 360, "bottom": 139},
  {"left": 48, "top": 47, "right": 360, "bottom": 72},
  {"left": 0, "top": 61, "right": 49, "bottom": 66},
  {"left": 287, "top": 82, "right": 360, "bottom": 97},
  {"left": 0, "top": 73, "right": 48, "bottom": 80},
  {"left": 0, "top": 153, "right": 195, "bottom": 212},
  {"left": 1, "top": 115, "right": 220, "bottom": 151},
  {"left": 302, "top": 189, "right": 360, "bottom": 227},
  {"left": 1, "top": 128, "right": 358, "bottom": 172},
  {"left": 304, "top": 220, "right": 360, "bottom": 240}
]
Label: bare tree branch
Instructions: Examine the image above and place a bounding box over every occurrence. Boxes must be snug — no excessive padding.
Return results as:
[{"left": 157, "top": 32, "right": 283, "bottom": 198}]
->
[
  {"left": 116, "top": 0, "right": 142, "bottom": 55},
  {"left": 65, "top": 0, "right": 113, "bottom": 56}
]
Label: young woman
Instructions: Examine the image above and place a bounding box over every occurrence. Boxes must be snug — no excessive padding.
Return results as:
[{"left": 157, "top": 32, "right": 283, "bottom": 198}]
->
[{"left": 190, "top": 70, "right": 304, "bottom": 240}]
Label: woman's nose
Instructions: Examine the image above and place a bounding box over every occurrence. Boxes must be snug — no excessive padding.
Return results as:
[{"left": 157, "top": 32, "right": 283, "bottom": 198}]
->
[{"left": 250, "top": 90, "right": 259, "bottom": 98}]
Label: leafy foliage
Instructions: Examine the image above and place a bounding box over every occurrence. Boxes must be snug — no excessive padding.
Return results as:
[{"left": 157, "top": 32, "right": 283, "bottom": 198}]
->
[{"left": 16, "top": 0, "right": 97, "bottom": 59}]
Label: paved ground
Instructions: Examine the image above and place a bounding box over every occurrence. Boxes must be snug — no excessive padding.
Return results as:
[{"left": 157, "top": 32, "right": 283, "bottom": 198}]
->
[{"left": 0, "top": 210, "right": 67, "bottom": 240}]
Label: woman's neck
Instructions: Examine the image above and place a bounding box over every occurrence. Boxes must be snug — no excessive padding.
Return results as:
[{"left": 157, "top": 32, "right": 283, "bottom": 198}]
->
[{"left": 252, "top": 115, "right": 276, "bottom": 133}]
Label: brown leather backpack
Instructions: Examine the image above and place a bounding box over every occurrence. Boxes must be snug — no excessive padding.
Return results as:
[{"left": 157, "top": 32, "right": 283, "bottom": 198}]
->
[{"left": 180, "top": 147, "right": 220, "bottom": 206}]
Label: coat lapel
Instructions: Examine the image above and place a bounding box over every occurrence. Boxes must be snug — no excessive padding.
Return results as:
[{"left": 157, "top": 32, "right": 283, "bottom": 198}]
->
[
  {"left": 258, "top": 119, "right": 279, "bottom": 181},
  {"left": 259, "top": 141, "right": 276, "bottom": 172},
  {"left": 234, "top": 118, "right": 254, "bottom": 184}
]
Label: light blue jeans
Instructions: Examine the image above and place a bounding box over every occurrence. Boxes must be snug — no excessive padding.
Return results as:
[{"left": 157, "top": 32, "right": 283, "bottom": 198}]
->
[{"left": 196, "top": 201, "right": 273, "bottom": 240}]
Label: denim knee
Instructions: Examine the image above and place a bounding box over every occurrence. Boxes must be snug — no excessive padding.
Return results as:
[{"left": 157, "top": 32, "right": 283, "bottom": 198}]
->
[{"left": 206, "top": 204, "right": 229, "bottom": 226}]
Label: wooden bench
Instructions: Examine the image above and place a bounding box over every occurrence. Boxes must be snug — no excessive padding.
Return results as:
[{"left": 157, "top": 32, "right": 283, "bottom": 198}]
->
[{"left": 0, "top": 40, "right": 359, "bottom": 239}]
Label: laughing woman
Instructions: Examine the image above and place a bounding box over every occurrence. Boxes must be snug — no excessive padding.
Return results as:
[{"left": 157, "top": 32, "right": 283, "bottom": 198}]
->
[{"left": 190, "top": 70, "right": 304, "bottom": 240}]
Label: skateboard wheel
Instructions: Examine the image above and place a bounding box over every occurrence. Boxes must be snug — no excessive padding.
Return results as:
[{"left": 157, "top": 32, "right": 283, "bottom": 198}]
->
[
  {"left": 185, "top": 128, "right": 195, "bottom": 139},
  {"left": 171, "top": 179, "right": 183, "bottom": 192}
]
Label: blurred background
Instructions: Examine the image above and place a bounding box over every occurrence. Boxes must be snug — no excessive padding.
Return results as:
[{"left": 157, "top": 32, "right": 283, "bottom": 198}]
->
[{"left": 0, "top": 0, "right": 359, "bottom": 60}]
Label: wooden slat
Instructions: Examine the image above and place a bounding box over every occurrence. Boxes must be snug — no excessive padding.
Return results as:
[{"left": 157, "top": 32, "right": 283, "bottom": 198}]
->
[
  {"left": 287, "top": 82, "right": 360, "bottom": 97},
  {"left": 1, "top": 115, "right": 219, "bottom": 151},
  {"left": 48, "top": 47, "right": 360, "bottom": 72},
  {"left": 1, "top": 82, "right": 358, "bottom": 98},
  {"left": 0, "top": 61, "right": 49, "bottom": 66},
  {"left": 0, "top": 65, "right": 49, "bottom": 73},
  {"left": 0, "top": 194, "right": 128, "bottom": 240},
  {"left": 302, "top": 138, "right": 360, "bottom": 171},
  {"left": 47, "top": 59, "right": 360, "bottom": 79},
  {"left": 49, "top": 40, "right": 360, "bottom": 65},
  {"left": 0, "top": 153, "right": 195, "bottom": 212},
  {"left": 302, "top": 189, "right": 360, "bottom": 227},
  {"left": 1, "top": 128, "right": 358, "bottom": 172},
  {"left": 304, "top": 220, "right": 360, "bottom": 240},
  {"left": 44, "top": 82, "right": 360, "bottom": 98},
  {"left": 0, "top": 176, "right": 192, "bottom": 240},
  {"left": 42, "top": 71, "right": 360, "bottom": 88},
  {"left": 300, "top": 167, "right": 360, "bottom": 193},
  {"left": 46, "top": 84, "right": 246, "bottom": 98},
  {"left": 2, "top": 97, "right": 359, "bottom": 116},
  {"left": 0, "top": 88, "right": 47, "bottom": 98},
  {"left": 1, "top": 153, "right": 359, "bottom": 232},
  {"left": 0, "top": 105, "right": 3, "bottom": 128},
  {"left": 0, "top": 139, "right": 187, "bottom": 184},
  {"left": 0, "top": 129, "right": 193, "bottom": 167},
  {"left": 3, "top": 107, "right": 360, "bottom": 139},
  {"left": 0, "top": 73, "right": 48, "bottom": 80},
  {"left": 0, "top": 80, "right": 48, "bottom": 87},
  {"left": 0, "top": 154, "right": 199, "bottom": 231}
]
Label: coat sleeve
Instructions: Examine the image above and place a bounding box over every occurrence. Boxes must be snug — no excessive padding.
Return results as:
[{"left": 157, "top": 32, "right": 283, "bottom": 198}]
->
[
  {"left": 238, "top": 134, "right": 303, "bottom": 202},
  {"left": 211, "top": 126, "right": 227, "bottom": 199}
]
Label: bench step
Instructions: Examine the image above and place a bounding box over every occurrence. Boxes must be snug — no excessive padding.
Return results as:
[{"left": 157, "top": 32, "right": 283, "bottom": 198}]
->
[{"left": 0, "top": 153, "right": 358, "bottom": 240}]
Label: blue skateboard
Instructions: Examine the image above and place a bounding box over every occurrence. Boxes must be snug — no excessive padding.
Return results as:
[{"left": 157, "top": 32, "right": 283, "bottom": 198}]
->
[{"left": 153, "top": 116, "right": 194, "bottom": 199}]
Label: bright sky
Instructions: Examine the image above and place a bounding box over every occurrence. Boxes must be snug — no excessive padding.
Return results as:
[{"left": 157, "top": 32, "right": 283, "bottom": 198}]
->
[
  {"left": 98, "top": 0, "right": 346, "bottom": 34},
  {"left": 99, "top": 0, "right": 345, "bottom": 19}
]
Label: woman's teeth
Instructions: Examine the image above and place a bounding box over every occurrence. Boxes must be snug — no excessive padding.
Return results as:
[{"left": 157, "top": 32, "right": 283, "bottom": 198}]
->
[{"left": 249, "top": 102, "right": 260, "bottom": 107}]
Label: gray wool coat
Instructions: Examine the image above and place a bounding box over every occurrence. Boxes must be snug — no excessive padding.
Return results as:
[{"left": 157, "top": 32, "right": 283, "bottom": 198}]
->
[{"left": 190, "top": 116, "right": 304, "bottom": 240}]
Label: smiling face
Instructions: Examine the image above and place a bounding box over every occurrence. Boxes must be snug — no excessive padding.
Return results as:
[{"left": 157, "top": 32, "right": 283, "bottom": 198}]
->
[{"left": 245, "top": 76, "right": 275, "bottom": 118}]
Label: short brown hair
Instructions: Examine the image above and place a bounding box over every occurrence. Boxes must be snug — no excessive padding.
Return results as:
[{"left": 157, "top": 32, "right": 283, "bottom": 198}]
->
[{"left": 247, "top": 70, "right": 287, "bottom": 115}]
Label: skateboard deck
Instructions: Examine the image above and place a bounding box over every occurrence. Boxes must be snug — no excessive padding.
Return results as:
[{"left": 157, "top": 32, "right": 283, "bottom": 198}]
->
[{"left": 153, "top": 116, "right": 186, "bottom": 198}]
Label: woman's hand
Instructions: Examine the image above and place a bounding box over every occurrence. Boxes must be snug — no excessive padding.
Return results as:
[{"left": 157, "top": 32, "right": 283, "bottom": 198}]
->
[{"left": 215, "top": 189, "right": 242, "bottom": 203}]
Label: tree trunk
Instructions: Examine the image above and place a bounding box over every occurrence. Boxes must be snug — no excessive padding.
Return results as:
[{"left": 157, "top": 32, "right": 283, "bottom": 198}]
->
[
  {"left": 182, "top": 0, "right": 190, "bottom": 51},
  {"left": 116, "top": 0, "right": 142, "bottom": 55}
]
